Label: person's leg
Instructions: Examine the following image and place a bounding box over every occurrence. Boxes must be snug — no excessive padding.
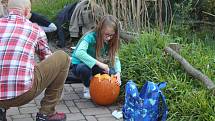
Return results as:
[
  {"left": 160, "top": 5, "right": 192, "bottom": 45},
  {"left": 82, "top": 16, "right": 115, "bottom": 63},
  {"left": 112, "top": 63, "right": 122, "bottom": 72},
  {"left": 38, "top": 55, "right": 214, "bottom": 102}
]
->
[
  {"left": 0, "top": 70, "right": 39, "bottom": 120},
  {"left": 0, "top": 50, "right": 70, "bottom": 121},
  {"left": 56, "top": 18, "right": 66, "bottom": 48},
  {"left": 72, "top": 63, "right": 93, "bottom": 99},
  {"left": 35, "top": 50, "right": 70, "bottom": 121},
  {"left": 30, "top": 12, "right": 51, "bottom": 27},
  {"left": 41, "top": 23, "right": 57, "bottom": 33},
  {"left": 35, "top": 50, "right": 70, "bottom": 115},
  {"left": 72, "top": 64, "right": 108, "bottom": 86},
  {"left": 72, "top": 63, "right": 92, "bottom": 87},
  {"left": 30, "top": 12, "right": 57, "bottom": 33},
  {"left": 0, "top": 61, "right": 42, "bottom": 121},
  {"left": 0, "top": 71, "right": 38, "bottom": 109}
]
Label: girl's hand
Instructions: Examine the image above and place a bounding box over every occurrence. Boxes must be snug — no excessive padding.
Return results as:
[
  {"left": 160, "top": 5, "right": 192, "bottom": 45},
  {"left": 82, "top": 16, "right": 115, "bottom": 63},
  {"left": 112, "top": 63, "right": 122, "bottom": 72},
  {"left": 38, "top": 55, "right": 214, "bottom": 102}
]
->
[
  {"left": 102, "top": 63, "right": 110, "bottom": 74},
  {"left": 114, "top": 72, "right": 121, "bottom": 86},
  {"left": 96, "top": 60, "right": 109, "bottom": 73}
]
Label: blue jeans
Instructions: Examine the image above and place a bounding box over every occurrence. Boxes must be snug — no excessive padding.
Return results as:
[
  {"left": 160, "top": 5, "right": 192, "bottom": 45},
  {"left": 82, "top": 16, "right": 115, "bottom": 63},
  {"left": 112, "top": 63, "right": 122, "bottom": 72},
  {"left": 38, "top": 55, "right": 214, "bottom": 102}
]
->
[
  {"left": 72, "top": 64, "right": 105, "bottom": 87},
  {"left": 55, "top": 2, "right": 78, "bottom": 47},
  {"left": 30, "top": 12, "right": 51, "bottom": 27}
]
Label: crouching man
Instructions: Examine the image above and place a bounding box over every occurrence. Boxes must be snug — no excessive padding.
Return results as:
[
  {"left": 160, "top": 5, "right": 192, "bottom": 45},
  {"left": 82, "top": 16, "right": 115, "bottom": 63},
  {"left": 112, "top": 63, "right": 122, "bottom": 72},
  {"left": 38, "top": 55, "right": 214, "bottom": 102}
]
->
[{"left": 0, "top": 0, "right": 70, "bottom": 121}]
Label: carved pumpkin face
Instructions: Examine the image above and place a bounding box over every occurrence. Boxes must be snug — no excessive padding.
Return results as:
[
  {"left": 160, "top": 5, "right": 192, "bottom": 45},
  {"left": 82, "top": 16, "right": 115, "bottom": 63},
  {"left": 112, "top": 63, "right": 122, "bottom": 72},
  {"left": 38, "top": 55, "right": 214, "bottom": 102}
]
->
[{"left": 90, "top": 74, "right": 120, "bottom": 105}]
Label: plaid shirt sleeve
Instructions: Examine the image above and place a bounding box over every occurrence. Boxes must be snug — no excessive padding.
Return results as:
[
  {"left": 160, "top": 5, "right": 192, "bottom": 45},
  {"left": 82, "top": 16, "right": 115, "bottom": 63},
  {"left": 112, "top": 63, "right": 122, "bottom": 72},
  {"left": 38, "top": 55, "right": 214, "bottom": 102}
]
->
[{"left": 36, "top": 28, "right": 52, "bottom": 60}]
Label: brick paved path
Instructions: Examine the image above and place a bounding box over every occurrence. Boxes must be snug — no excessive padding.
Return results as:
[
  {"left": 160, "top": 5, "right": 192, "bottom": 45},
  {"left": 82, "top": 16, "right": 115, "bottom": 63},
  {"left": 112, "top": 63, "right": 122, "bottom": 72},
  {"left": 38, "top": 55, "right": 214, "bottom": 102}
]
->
[
  {"left": 6, "top": 84, "right": 123, "bottom": 121},
  {"left": 5, "top": 42, "right": 123, "bottom": 121}
]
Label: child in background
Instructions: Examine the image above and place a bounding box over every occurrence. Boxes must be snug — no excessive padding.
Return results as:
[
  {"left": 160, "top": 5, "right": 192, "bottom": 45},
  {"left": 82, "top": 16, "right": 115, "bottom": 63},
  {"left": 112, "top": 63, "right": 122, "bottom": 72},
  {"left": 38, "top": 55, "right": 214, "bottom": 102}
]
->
[
  {"left": 28, "top": 0, "right": 57, "bottom": 33},
  {"left": 28, "top": 12, "right": 57, "bottom": 33},
  {"left": 71, "top": 15, "right": 121, "bottom": 99},
  {"left": 0, "top": 0, "right": 8, "bottom": 17},
  {"left": 0, "top": 0, "right": 57, "bottom": 32}
]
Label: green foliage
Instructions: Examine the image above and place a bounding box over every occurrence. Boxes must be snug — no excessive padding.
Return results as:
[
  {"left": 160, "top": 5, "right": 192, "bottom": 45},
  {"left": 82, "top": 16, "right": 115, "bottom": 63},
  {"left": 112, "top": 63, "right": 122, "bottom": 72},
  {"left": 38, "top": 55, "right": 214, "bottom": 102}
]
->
[
  {"left": 173, "top": 0, "right": 215, "bottom": 21},
  {"left": 174, "top": 0, "right": 194, "bottom": 20},
  {"left": 119, "top": 32, "right": 215, "bottom": 120},
  {"left": 32, "top": 0, "right": 77, "bottom": 21}
]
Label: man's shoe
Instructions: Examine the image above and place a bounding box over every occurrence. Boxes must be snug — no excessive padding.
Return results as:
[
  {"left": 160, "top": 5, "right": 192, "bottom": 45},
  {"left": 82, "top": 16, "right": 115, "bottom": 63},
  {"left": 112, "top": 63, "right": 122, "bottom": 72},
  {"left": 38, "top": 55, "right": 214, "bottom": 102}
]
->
[
  {"left": 0, "top": 108, "right": 7, "bottom": 121},
  {"left": 36, "top": 112, "right": 66, "bottom": 121}
]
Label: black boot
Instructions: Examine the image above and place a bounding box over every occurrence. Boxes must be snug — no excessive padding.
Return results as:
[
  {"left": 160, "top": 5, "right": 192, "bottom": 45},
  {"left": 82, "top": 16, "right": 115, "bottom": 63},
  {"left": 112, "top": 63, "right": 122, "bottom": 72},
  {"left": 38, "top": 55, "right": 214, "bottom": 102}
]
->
[{"left": 0, "top": 108, "right": 7, "bottom": 121}]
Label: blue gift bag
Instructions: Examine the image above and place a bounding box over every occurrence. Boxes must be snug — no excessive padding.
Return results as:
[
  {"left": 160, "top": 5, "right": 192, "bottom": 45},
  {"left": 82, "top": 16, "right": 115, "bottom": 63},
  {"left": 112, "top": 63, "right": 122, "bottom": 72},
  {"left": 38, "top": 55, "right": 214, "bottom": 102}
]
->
[{"left": 122, "top": 80, "right": 168, "bottom": 121}]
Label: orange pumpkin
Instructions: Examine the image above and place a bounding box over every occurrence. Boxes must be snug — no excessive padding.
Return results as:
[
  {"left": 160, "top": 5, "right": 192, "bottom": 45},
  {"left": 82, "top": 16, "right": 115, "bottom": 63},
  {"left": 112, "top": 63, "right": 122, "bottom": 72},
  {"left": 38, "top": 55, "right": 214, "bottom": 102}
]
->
[{"left": 90, "top": 74, "right": 120, "bottom": 105}]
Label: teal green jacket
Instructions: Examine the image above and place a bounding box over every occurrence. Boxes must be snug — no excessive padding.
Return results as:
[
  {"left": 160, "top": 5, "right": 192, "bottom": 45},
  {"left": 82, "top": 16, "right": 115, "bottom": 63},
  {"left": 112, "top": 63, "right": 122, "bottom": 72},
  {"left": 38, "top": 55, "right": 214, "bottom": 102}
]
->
[{"left": 71, "top": 32, "right": 121, "bottom": 73}]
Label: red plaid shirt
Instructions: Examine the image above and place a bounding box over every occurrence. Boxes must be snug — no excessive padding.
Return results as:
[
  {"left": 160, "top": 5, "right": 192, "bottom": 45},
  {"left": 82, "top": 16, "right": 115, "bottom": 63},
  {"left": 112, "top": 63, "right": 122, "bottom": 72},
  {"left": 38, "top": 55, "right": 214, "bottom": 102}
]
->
[{"left": 0, "top": 9, "right": 52, "bottom": 100}]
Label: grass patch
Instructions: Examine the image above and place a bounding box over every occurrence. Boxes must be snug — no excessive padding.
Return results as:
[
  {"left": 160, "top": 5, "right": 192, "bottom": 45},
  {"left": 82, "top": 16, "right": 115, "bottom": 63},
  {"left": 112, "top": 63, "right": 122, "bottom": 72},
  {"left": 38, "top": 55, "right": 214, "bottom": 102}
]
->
[
  {"left": 119, "top": 32, "right": 215, "bottom": 120},
  {"left": 31, "top": 0, "right": 77, "bottom": 21}
]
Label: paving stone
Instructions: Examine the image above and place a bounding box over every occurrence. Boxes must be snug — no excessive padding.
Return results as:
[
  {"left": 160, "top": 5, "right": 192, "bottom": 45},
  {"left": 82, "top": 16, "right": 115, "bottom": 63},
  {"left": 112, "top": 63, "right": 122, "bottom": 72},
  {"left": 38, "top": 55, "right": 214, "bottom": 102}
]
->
[
  {"left": 28, "top": 100, "right": 35, "bottom": 104},
  {"left": 85, "top": 116, "right": 97, "bottom": 121},
  {"left": 74, "top": 98, "right": 90, "bottom": 103},
  {"left": 34, "top": 99, "right": 41, "bottom": 106},
  {"left": 95, "top": 113, "right": 123, "bottom": 120},
  {"left": 71, "top": 83, "right": 84, "bottom": 88},
  {"left": 64, "top": 85, "right": 74, "bottom": 90},
  {"left": 58, "top": 100, "right": 66, "bottom": 105},
  {"left": 64, "top": 87, "right": 75, "bottom": 95},
  {"left": 75, "top": 101, "right": 96, "bottom": 109},
  {"left": 55, "top": 104, "right": 70, "bottom": 113},
  {"left": 20, "top": 103, "right": 37, "bottom": 108},
  {"left": 97, "top": 117, "right": 119, "bottom": 121},
  {"left": 95, "top": 113, "right": 113, "bottom": 118},
  {"left": 108, "top": 105, "right": 122, "bottom": 112},
  {"left": 11, "top": 114, "right": 31, "bottom": 119},
  {"left": 5, "top": 117, "right": 12, "bottom": 121},
  {"left": 64, "top": 84, "right": 72, "bottom": 87},
  {"left": 81, "top": 107, "right": 110, "bottom": 115},
  {"left": 35, "top": 91, "right": 45, "bottom": 100},
  {"left": 63, "top": 93, "right": 80, "bottom": 100},
  {"left": 68, "top": 106, "right": 80, "bottom": 113},
  {"left": 7, "top": 107, "right": 20, "bottom": 116},
  {"left": 12, "top": 118, "right": 34, "bottom": 121},
  {"left": 31, "top": 113, "right": 37, "bottom": 120},
  {"left": 19, "top": 107, "right": 38, "bottom": 114},
  {"left": 64, "top": 100, "right": 75, "bottom": 106},
  {"left": 79, "top": 93, "right": 85, "bottom": 97},
  {"left": 74, "top": 88, "right": 83, "bottom": 94},
  {"left": 66, "top": 113, "right": 85, "bottom": 121}
]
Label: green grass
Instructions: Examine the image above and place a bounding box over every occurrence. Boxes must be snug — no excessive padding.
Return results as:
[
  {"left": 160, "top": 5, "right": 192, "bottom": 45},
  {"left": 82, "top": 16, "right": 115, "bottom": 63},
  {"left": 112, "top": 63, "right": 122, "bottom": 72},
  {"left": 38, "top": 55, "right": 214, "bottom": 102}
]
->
[
  {"left": 119, "top": 31, "right": 215, "bottom": 120},
  {"left": 32, "top": 0, "right": 77, "bottom": 21}
]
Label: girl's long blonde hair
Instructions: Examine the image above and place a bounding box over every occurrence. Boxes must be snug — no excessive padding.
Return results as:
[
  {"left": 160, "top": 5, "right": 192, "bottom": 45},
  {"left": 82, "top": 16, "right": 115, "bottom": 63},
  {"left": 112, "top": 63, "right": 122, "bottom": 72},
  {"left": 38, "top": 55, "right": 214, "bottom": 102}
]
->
[{"left": 95, "top": 15, "right": 120, "bottom": 66}]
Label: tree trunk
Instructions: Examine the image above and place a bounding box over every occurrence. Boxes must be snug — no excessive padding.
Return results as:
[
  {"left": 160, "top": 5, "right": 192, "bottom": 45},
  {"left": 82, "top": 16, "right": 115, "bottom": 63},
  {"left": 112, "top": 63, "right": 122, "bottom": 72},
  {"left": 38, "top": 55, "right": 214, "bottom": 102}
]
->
[{"left": 164, "top": 46, "right": 215, "bottom": 90}]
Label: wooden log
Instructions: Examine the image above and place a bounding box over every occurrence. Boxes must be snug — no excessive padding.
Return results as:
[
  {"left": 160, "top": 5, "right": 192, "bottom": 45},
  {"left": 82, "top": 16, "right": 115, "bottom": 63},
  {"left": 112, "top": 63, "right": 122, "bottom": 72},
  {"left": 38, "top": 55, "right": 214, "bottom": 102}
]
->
[
  {"left": 169, "top": 43, "right": 181, "bottom": 53},
  {"left": 164, "top": 46, "right": 215, "bottom": 90},
  {"left": 202, "top": 11, "right": 215, "bottom": 17},
  {"left": 119, "top": 31, "right": 138, "bottom": 43}
]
